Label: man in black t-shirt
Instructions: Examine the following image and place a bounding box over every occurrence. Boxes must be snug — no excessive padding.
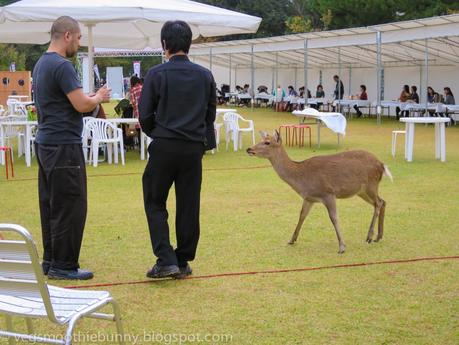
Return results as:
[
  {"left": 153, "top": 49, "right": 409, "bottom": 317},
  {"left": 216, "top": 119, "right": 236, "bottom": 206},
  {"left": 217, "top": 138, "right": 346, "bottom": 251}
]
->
[{"left": 33, "top": 16, "right": 111, "bottom": 280}]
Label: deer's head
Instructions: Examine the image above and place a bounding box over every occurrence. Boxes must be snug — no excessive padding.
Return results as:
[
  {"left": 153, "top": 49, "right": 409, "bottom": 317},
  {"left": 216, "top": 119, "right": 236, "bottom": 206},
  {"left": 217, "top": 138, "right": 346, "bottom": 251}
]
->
[{"left": 247, "top": 130, "right": 283, "bottom": 158}]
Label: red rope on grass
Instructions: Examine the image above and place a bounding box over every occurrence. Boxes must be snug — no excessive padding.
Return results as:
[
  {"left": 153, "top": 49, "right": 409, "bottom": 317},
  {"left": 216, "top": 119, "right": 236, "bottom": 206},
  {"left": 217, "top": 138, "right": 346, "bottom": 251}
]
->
[
  {"left": 65, "top": 255, "right": 459, "bottom": 289},
  {"left": 2, "top": 165, "right": 271, "bottom": 183}
]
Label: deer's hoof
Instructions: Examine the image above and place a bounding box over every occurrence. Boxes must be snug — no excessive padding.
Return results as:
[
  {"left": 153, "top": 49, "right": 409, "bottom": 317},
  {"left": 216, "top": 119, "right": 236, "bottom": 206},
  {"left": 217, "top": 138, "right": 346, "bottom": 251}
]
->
[
  {"left": 338, "top": 246, "right": 346, "bottom": 254},
  {"left": 287, "top": 241, "right": 295, "bottom": 245},
  {"left": 366, "top": 238, "right": 373, "bottom": 243}
]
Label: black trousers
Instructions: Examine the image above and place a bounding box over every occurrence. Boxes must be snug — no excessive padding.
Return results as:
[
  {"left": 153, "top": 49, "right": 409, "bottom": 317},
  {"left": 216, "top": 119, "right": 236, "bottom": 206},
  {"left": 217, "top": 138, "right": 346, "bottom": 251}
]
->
[
  {"left": 36, "top": 144, "right": 87, "bottom": 270},
  {"left": 142, "top": 138, "right": 204, "bottom": 267}
]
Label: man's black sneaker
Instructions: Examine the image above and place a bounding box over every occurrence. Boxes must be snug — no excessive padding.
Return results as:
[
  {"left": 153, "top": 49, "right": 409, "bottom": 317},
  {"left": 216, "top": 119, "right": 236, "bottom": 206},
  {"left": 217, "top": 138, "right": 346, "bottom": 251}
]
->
[
  {"left": 42, "top": 261, "right": 51, "bottom": 275},
  {"left": 175, "top": 264, "right": 192, "bottom": 279},
  {"left": 146, "top": 264, "right": 180, "bottom": 279},
  {"left": 48, "top": 268, "right": 94, "bottom": 280}
]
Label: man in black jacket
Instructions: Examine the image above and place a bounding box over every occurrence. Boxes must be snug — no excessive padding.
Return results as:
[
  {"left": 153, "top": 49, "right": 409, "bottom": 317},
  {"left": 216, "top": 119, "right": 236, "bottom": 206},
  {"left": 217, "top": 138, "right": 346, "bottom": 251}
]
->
[{"left": 139, "top": 20, "right": 216, "bottom": 279}]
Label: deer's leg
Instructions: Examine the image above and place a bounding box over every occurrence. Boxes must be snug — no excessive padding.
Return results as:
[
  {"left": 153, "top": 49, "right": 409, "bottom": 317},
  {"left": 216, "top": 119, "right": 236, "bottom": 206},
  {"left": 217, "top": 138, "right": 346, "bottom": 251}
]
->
[
  {"left": 358, "top": 191, "right": 383, "bottom": 243},
  {"left": 323, "top": 195, "right": 346, "bottom": 254},
  {"left": 288, "top": 199, "right": 313, "bottom": 245},
  {"left": 375, "top": 197, "right": 386, "bottom": 242}
]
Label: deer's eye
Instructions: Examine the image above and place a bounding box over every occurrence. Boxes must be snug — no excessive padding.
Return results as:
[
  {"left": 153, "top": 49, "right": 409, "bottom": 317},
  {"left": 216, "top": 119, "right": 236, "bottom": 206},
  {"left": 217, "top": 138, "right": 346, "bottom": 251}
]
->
[{"left": 264, "top": 141, "right": 270, "bottom": 145}]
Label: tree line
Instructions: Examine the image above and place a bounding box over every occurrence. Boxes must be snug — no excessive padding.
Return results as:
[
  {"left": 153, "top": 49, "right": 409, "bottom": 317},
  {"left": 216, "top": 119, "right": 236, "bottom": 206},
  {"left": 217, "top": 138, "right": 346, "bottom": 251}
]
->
[{"left": 1, "top": 0, "right": 458, "bottom": 72}]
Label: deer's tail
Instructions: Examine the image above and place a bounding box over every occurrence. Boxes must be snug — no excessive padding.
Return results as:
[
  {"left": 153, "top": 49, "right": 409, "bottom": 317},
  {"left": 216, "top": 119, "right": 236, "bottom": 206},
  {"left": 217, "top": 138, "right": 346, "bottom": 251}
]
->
[{"left": 383, "top": 164, "right": 393, "bottom": 182}]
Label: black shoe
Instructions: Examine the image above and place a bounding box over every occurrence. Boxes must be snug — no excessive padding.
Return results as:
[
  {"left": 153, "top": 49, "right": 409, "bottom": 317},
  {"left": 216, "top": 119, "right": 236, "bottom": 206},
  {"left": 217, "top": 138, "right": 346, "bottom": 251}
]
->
[
  {"left": 48, "top": 268, "right": 94, "bottom": 280},
  {"left": 42, "top": 261, "right": 51, "bottom": 275},
  {"left": 175, "top": 264, "right": 193, "bottom": 279},
  {"left": 146, "top": 264, "right": 180, "bottom": 279}
]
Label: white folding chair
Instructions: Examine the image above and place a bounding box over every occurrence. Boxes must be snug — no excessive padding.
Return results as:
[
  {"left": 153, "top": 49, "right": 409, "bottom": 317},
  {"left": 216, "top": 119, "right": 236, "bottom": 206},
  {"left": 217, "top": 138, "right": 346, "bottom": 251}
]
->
[
  {"left": 85, "top": 119, "right": 125, "bottom": 167},
  {"left": 0, "top": 115, "right": 27, "bottom": 158},
  {"left": 223, "top": 112, "right": 255, "bottom": 151},
  {"left": 0, "top": 224, "right": 125, "bottom": 345}
]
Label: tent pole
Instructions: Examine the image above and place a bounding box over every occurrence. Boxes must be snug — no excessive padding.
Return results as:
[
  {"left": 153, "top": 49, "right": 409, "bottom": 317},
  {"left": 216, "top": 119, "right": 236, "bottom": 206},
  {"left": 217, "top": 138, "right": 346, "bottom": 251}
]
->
[
  {"left": 338, "top": 47, "right": 341, "bottom": 111},
  {"left": 376, "top": 31, "right": 382, "bottom": 125},
  {"left": 251, "top": 44, "right": 255, "bottom": 110},
  {"left": 304, "top": 39, "right": 308, "bottom": 102},
  {"left": 209, "top": 47, "right": 213, "bottom": 72},
  {"left": 86, "top": 23, "right": 95, "bottom": 93},
  {"left": 275, "top": 52, "right": 279, "bottom": 90},
  {"left": 229, "top": 54, "right": 232, "bottom": 90},
  {"left": 348, "top": 67, "right": 352, "bottom": 97},
  {"left": 424, "top": 39, "right": 429, "bottom": 113}
]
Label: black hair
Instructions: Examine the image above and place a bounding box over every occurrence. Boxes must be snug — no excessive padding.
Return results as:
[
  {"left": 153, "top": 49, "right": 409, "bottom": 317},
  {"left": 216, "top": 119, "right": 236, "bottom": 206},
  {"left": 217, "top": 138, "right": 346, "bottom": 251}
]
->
[
  {"left": 403, "top": 85, "right": 410, "bottom": 93},
  {"left": 411, "top": 85, "right": 417, "bottom": 92},
  {"left": 444, "top": 87, "right": 453, "bottom": 97},
  {"left": 333, "top": 75, "right": 339, "bottom": 79},
  {"left": 130, "top": 75, "right": 141, "bottom": 88},
  {"left": 360, "top": 84, "right": 366, "bottom": 91},
  {"left": 160, "top": 20, "right": 192, "bottom": 54},
  {"left": 317, "top": 84, "right": 323, "bottom": 89}
]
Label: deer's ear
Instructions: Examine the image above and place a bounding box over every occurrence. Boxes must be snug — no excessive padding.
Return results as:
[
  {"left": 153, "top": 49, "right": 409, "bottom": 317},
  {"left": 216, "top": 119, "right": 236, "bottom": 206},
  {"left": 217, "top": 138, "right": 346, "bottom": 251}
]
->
[
  {"left": 259, "top": 131, "right": 268, "bottom": 139},
  {"left": 273, "top": 130, "right": 282, "bottom": 143}
]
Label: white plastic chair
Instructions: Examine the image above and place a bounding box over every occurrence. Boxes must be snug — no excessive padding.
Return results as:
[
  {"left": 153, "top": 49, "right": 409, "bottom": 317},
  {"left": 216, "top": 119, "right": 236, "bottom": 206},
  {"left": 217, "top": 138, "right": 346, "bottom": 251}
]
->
[
  {"left": 85, "top": 119, "right": 125, "bottom": 167},
  {"left": 81, "top": 117, "right": 94, "bottom": 163},
  {"left": 0, "top": 224, "right": 125, "bottom": 345},
  {"left": 223, "top": 112, "right": 255, "bottom": 151},
  {"left": 0, "top": 115, "right": 27, "bottom": 158},
  {"left": 391, "top": 130, "right": 406, "bottom": 157},
  {"left": 6, "top": 99, "right": 26, "bottom": 116}
]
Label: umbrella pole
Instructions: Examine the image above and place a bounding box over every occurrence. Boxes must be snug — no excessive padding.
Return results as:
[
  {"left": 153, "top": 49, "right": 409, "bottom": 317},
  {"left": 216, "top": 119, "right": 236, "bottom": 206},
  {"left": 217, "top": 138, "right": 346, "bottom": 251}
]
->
[{"left": 86, "top": 23, "right": 95, "bottom": 93}]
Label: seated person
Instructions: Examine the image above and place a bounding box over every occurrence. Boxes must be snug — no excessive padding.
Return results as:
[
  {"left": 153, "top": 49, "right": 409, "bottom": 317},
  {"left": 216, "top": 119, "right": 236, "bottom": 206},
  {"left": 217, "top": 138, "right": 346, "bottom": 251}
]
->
[
  {"left": 443, "top": 87, "right": 456, "bottom": 125},
  {"left": 409, "top": 85, "right": 419, "bottom": 104},
  {"left": 239, "top": 84, "right": 252, "bottom": 106},
  {"left": 284, "top": 85, "right": 298, "bottom": 111},
  {"left": 427, "top": 86, "right": 440, "bottom": 103},
  {"left": 396, "top": 84, "right": 410, "bottom": 119},
  {"left": 352, "top": 84, "right": 368, "bottom": 118},
  {"left": 257, "top": 85, "right": 268, "bottom": 94},
  {"left": 311, "top": 84, "right": 325, "bottom": 110}
]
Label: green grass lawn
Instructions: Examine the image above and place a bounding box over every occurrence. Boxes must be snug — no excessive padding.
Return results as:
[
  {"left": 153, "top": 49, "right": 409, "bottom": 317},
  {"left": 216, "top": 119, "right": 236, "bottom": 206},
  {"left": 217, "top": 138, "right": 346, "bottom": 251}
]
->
[{"left": 1, "top": 106, "right": 458, "bottom": 344}]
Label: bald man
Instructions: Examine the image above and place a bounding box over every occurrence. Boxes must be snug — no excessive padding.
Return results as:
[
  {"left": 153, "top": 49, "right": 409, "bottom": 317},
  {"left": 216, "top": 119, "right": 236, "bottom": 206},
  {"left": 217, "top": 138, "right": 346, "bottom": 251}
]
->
[{"left": 33, "top": 16, "right": 111, "bottom": 280}]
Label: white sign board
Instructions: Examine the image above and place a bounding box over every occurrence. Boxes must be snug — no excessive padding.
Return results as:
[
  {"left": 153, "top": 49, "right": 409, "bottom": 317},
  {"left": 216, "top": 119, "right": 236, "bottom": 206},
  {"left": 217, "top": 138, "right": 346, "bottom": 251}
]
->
[{"left": 106, "top": 67, "right": 124, "bottom": 100}]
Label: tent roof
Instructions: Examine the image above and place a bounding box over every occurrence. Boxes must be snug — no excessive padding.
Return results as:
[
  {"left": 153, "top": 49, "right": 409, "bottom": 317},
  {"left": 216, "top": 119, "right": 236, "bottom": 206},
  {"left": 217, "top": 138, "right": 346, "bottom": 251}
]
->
[{"left": 188, "top": 14, "right": 459, "bottom": 69}]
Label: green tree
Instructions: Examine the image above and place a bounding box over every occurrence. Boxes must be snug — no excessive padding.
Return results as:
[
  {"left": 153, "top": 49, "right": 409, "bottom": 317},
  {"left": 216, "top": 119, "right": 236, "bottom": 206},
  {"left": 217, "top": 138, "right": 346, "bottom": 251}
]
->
[{"left": 0, "top": 43, "right": 26, "bottom": 70}]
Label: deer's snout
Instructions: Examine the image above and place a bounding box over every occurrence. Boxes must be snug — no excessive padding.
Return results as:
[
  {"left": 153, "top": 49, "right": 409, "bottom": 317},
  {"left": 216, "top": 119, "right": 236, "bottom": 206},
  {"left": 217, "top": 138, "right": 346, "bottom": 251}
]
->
[{"left": 246, "top": 148, "right": 255, "bottom": 156}]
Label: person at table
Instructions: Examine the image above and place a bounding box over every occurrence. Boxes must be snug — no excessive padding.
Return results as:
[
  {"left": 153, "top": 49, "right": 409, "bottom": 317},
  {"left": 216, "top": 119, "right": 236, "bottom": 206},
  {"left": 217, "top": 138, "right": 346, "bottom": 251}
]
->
[
  {"left": 332, "top": 75, "right": 344, "bottom": 111},
  {"left": 409, "top": 85, "right": 419, "bottom": 104},
  {"left": 396, "top": 84, "right": 410, "bottom": 119},
  {"left": 284, "top": 85, "right": 298, "bottom": 111},
  {"left": 273, "top": 85, "right": 285, "bottom": 112},
  {"left": 310, "top": 84, "right": 325, "bottom": 110},
  {"left": 316, "top": 84, "right": 325, "bottom": 98},
  {"left": 427, "top": 86, "right": 440, "bottom": 103},
  {"left": 443, "top": 87, "right": 456, "bottom": 125},
  {"left": 33, "top": 16, "right": 111, "bottom": 280},
  {"left": 240, "top": 84, "right": 252, "bottom": 106},
  {"left": 139, "top": 20, "right": 216, "bottom": 279},
  {"left": 352, "top": 84, "right": 368, "bottom": 118},
  {"left": 426, "top": 86, "right": 441, "bottom": 116}
]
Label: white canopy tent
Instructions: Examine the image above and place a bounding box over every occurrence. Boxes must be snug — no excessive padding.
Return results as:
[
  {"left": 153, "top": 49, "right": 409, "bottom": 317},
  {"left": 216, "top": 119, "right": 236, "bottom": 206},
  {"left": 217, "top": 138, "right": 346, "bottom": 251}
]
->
[
  {"left": 0, "top": 0, "right": 261, "bottom": 91},
  {"left": 188, "top": 14, "right": 459, "bottom": 122}
]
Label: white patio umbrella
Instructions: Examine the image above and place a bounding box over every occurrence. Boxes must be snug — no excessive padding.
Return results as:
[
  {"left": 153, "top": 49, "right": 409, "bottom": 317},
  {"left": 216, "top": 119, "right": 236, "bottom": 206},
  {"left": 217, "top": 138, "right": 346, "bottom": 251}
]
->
[{"left": 0, "top": 0, "right": 261, "bottom": 90}]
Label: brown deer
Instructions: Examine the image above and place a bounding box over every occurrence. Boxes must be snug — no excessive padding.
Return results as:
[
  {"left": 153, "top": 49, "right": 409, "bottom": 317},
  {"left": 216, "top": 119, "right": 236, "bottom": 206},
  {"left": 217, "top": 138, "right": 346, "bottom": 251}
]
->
[{"left": 246, "top": 131, "right": 392, "bottom": 254}]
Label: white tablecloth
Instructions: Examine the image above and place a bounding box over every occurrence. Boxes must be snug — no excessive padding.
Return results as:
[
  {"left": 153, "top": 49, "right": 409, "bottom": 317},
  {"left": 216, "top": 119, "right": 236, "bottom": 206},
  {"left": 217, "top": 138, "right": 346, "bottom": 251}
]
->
[{"left": 293, "top": 108, "right": 347, "bottom": 135}]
